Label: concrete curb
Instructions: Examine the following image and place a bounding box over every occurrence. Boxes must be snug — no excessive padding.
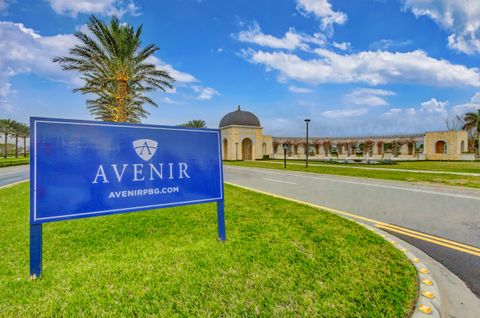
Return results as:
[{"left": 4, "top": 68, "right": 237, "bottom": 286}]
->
[
  {"left": 0, "top": 179, "right": 28, "bottom": 189},
  {"left": 360, "top": 223, "right": 442, "bottom": 317}
]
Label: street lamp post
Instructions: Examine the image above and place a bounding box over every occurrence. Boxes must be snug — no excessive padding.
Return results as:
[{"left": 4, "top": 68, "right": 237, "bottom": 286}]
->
[
  {"left": 304, "top": 119, "right": 311, "bottom": 168},
  {"left": 282, "top": 143, "right": 288, "bottom": 168}
]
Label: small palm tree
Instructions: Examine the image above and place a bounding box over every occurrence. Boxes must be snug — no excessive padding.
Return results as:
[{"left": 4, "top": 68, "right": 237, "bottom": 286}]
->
[
  {"left": 18, "top": 123, "right": 30, "bottom": 157},
  {"left": 0, "top": 119, "right": 16, "bottom": 159},
  {"left": 179, "top": 120, "right": 207, "bottom": 128},
  {"left": 462, "top": 111, "right": 479, "bottom": 154},
  {"left": 53, "top": 16, "right": 174, "bottom": 123}
]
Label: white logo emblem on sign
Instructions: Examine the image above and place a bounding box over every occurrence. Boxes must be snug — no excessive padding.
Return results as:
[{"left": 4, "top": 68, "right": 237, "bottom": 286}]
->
[{"left": 133, "top": 139, "right": 158, "bottom": 161}]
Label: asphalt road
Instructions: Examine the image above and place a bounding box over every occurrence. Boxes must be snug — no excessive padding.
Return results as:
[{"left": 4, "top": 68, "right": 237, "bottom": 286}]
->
[
  {"left": 0, "top": 165, "right": 29, "bottom": 188},
  {"left": 224, "top": 165, "right": 480, "bottom": 298}
]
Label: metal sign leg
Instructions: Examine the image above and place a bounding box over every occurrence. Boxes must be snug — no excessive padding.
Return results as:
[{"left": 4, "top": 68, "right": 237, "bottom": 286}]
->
[
  {"left": 217, "top": 200, "right": 226, "bottom": 241},
  {"left": 30, "top": 224, "right": 42, "bottom": 279}
]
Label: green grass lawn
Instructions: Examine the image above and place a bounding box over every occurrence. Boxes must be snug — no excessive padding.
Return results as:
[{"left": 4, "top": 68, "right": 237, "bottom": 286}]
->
[
  {"left": 226, "top": 160, "right": 480, "bottom": 189},
  {"left": 264, "top": 159, "right": 480, "bottom": 173},
  {"left": 0, "top": 183, "right": 417, "bottom": 317},
  {"left": 0, "top": 156, "right": 29, "bottom": 168}
]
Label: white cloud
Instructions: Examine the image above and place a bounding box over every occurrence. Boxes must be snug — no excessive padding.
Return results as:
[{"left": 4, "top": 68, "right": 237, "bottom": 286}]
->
[
  {"left": 244, "top": 48, "right": 480, "bottom": 87},
  {"left": 296, "top": 0, "right": 347, "bottom": 31},
  {"left": 470, "top": 92, "right": 480, "bottom": 104},
  {"left": 47, "top": 0, "right": 140, "bottom": 17},
  {"left": 289, "top": 85, "right": 312, "bottom": 93},
  {"left": 402, "top": 0, "right": 480, "bottom": 54},
  {"left": 452, "top": 92, "right": 480, "bottom": 114},
  {"left": 236, "top": 22, "right": 326, "bottom": 51},
  {"left": 322, "top": 108, "right": 368, "bottom": 118},
  {"left": 332, "top": 41, "right": 350, "bottom": 51},
  {"left": 420, "top": 98, "right": 448, "bottom": 114},
  {"left": 0, "top": 21, "right": 81, "bottom": 103},
  {"left": 192, "top": 85, "right": 220, "bottom": 100},
  {"left": 146, "top": 56, "right": 197, "bottom": 84},
  {"left": 369, "top": 39, "right": 413, "bottom": 51},
  {"left": 344, "top": 88, "right": 395, "bottom": 106}
]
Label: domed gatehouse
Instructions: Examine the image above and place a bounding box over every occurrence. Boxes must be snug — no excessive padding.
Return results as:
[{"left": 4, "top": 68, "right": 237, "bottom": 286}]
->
[{"left": 219, "top": 106, "right": 272, "bottom": 160}]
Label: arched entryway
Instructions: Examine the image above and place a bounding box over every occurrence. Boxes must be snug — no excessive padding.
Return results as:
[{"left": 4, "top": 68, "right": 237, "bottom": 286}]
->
[
  {"left": 223, "top": 139, "right": 228, "bottom": 160},
  {"left": 461, "top": 140, "right": 465, "bottom": 153},
  {"left": 242, "top": 138, "right": 253, "bottom": 160},
  {"left": 262, "top": 143, "right": 267, "bottom": 156},
  {"left": 435, "top": 140, "right": 447, "bottom": 154}
]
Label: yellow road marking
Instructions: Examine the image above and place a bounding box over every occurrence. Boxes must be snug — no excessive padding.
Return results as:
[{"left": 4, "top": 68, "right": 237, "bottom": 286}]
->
[
  {"left": 375, "top": 224, "right": 480, "bottom": 257},
  {"left": 376, "top": 223, "right": 480, "bottom": 253},
  {"left": 225, "top": 182, "right": 480, "bottom": 257}
]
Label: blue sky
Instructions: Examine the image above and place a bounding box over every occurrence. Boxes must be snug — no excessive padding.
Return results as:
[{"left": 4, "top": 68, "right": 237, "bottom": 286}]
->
[{"left": 1, "top": 0, "right": 480, "bottom": 137}]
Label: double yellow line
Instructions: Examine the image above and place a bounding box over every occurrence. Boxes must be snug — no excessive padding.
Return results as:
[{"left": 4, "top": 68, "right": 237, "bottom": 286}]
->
[
  {"left": 375, "top": 223, "right": 480, "bottom": 257},
  {"left": 225, "top": 182, "right": 480, "bottom": 257}
]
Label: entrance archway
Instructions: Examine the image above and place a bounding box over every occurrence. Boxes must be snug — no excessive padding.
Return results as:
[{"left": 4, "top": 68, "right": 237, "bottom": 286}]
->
[
  {"left": 262, "top": 143, "right": 267, "bottom": 155},
  {"left": 461, "top": 140, "right": 465, "bottom": 153},
  {"left": 242, "top": 138, "right": 253, "bottom": 160},
  {"left": 435, "top": 140, "right": 447, "bottom": 154},
  {"left": 223, "top": 139, "right": 228, "bottom": 160}
]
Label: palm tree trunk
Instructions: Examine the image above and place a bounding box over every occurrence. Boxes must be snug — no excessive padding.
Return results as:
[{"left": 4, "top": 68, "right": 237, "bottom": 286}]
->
[
  {"left": 15, "top": 135, "right": 19, "bottom": 158},
  {"left": 3, "top": 133, "right": 7, "bottom": 159},
  {"left": 116, "top": 79, "right": 128, "bottom": 122},
  {"left": 23, "top": 137, "right": 27, "bottom": 157}
]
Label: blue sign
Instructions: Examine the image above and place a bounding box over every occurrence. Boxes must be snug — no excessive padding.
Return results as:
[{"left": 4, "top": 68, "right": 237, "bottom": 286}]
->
[{"left": 29, "top": 117, "right": 225, "bottom": 277}]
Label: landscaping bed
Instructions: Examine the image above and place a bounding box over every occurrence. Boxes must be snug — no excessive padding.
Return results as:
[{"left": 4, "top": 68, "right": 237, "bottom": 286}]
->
[{"left": 0, "top": 157, "right": 29, "bottom": 168}]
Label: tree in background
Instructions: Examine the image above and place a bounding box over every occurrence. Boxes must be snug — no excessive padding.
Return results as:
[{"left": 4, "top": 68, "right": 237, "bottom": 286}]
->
[
  {"left": 0, "top": 119, "right": 15, "bottom": 158},
  {"left": 18, "top": 123, "right": 30, "bottom": 157},
  {"left": 391, "top": 139, "right": 404, "bottom": 157},
  {"left": 53, "top": 16, "right": 174, "bottom": 123},
  {"left": 462, "top": 110, "right": 479, "bottom": 155},
  {"left": 0, "top": 119, "right": 29, "bottom": 158},
  {"left": 179, "top": 120, "right": 207, "bottom": 128}
]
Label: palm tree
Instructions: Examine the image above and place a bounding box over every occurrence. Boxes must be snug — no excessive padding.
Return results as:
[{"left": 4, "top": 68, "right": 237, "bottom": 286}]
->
[
  {"left": 462, "top": 110, "right": 479, "bottom": 155},
  {"left": 12, "top": 121, "right": 21, "bottom": 158},
  {"left": 18, "top": 123, "right": 30, "bottom": 157},
  {"left": 53, "top": 16, "right": 174, "bottom": 123},
  {"left": 179, "top": 120, "right": 207, "bottom": 128},
  {"left": 0, "top": 119, "right": 16, "bottom": 159}
]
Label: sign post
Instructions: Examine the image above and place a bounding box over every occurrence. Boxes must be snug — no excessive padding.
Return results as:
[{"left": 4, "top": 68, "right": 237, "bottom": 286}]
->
[{"left": 30, "top": 117, "right": 225, "bottom": 278}]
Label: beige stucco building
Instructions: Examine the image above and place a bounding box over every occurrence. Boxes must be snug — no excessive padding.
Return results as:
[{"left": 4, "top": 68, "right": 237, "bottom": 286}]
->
[
  {"left": 220, "top": 106, "right": 272, "bottom": 160},
  {"left": 424, "top": 131, "right": 471, "bottom": 160},
  {"left": 219, "top": 107, "right": 476, "bottom": 161}
]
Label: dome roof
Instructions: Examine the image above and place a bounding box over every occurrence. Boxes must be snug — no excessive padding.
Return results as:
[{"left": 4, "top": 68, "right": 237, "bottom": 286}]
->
[{"left": 219, "top": 106, "right": 261, "bottom": 128}]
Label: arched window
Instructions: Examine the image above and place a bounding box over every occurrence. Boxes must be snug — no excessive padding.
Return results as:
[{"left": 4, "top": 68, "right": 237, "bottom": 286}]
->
[
  {"left": 460, "top": 140, "right": 465, "bottom": 153},
  {"left": 262, "top": 143, "right": 267, "bottom": 155},
  {"left": 435, "top": 140, "right": 447, "bottom": 154}
]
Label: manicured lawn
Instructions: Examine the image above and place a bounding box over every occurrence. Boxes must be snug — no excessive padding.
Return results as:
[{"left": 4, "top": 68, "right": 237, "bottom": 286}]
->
[
  {"left": 264, "top": 159, "right": 480, "bottom": 173},
  {"left": 225, "top": 160, "right": 480, "bottom": 189},
  {"left": 0, "top": 156, "right": 29, "bottom": 168},
  {"left": 0, "top": 183, "right": 417, "bottom": 317}
]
